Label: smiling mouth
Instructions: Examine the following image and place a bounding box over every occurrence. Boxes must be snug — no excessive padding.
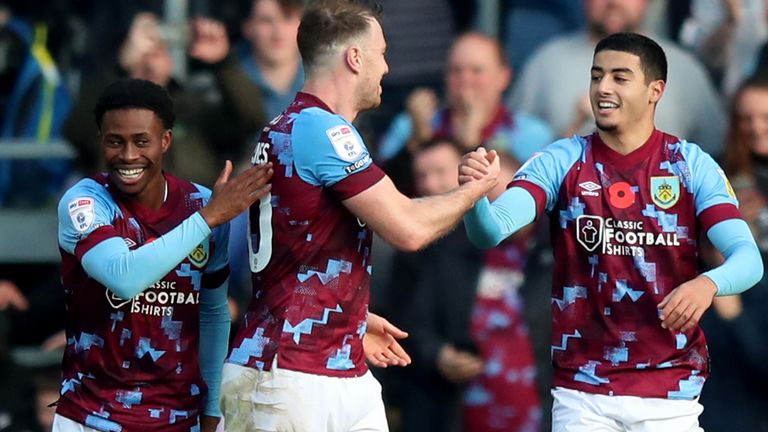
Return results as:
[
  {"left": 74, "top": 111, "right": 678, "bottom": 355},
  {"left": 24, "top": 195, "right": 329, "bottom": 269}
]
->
[
  {"left": 596, "top": 101, "right": 620, "bottom": 114},
  {"left": 114, "top": 167, "right": 146, "bottom": 180}
]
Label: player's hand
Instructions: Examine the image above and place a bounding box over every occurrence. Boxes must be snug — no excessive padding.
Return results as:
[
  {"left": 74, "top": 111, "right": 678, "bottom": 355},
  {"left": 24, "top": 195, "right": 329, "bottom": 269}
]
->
[
  {"left": 458, "top": 147, "right": 500, "bottom": 193},
  {"left": 363, "top": 312, "right": 411, "bottom": 367},
  {"left": 199, "top": 161, "right": 273, "bottom": 228},
  {"left": 189, "top": 17, "right": 230, "bottom": 64},
  {"left": 436, "top": 344, "right": 484, "bottom": 384},
  {"left": 0, "top": 280, "right": 28, "bottom": 311},
  {"left": 657, "top": 275, "right": 718, "bottom": 332},
  {"left": 200, "top": 415, "right": 220, "bottom": 432}
]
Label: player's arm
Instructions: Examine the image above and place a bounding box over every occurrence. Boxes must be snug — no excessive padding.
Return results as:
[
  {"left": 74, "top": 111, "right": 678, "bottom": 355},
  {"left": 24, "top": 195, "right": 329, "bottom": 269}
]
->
[
  {"left": 292, "top": 113, "right": 498, "bottom": 252},
  {"left": 658, "top": 148, "right": 762, "bottom": 331},
  {"left": 463, "top": 187, "right": 537, "bottom": 249},
  {"left": 60, "top": 162, "right": 272, "bottom": 300},
  {"left": 703, "top": 219, "right": 763, "bottom": 296},
  {"left": 198, "top": 221, "right": 231, "bottom": 424},
  {"left": 462, "top": 139, "right": 577, "bottom": 248},
  {"left": 343, "top": 151, "right": 499, "bottom": 251}
]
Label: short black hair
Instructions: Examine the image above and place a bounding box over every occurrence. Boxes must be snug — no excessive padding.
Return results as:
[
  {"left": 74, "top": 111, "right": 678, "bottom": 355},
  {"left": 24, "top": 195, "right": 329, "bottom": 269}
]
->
[
  {"left": 594, "top": 32, "right": 667, "bottom": 83},
  {"left": 93, "top": 79, "right": 175, "bottom": 130}
]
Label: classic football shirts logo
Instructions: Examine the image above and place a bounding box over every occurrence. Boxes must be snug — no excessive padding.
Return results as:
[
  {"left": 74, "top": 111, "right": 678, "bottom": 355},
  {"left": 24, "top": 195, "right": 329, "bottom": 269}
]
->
[{"left": 576, "top": 215, "right": 680, "bottom": 257}]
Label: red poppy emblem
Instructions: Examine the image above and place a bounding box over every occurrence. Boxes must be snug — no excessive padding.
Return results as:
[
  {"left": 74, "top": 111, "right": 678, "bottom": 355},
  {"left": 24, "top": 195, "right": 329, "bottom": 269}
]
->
[{"left": 608, "top": 182, "right": 635, "bottom": 209}]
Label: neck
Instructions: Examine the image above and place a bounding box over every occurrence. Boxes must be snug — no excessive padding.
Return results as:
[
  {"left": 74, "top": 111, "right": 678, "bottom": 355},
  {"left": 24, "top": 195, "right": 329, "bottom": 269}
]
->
[
  {"left": 125, "top": 174, "right": 166, "bottom": 210},
  {"left": 301, "top": 74, "right": 359, "bottom": 122},
  {"left": 597, "top": 121, "right": 655, "bottom": 155}
]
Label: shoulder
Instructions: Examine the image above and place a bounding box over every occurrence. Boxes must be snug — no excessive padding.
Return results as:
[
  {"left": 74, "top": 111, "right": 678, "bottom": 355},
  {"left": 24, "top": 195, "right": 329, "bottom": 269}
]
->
[
  {"left": 58, "top": 178, "right": 114, "bottom": 210},
  {"left": 293, "top": 107, "right": 348, "bottom": 132},
  {"left": 293, "top": 109, "right": 368, "bottom": 161},
  {"left": 546, "top": 135, "right": 587, "bottom": 159}
]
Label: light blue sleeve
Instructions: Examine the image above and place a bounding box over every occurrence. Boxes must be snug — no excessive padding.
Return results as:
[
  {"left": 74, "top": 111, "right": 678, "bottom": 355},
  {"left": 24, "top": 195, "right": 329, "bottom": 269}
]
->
[
  {"left": 75, "top": 183, "right": 215, "bottom": 301},
  {"left": 57, "top": 179, "right": 121, "bottom": 255},
  {"left": 703, "top": 219, "right": 763, "bottom": 296},
  {"left": 199, "top": 282, "right": 230, "bottom": 417},
  {"left": 464, "top": 187, "right": 538, "bottom": 248},
  {"left": 292, "top": 108, "right": 376, "bottom": 187},
  {"left": 508, "top": 112, "right": 556, "bottom": 162},
  {"left": 377, "top": 111, "right": 413, "bottom": 161},
  {"left": 679, "top": 142, "right": 739, "bottom": 214},
  {"left": 508, "top": 136, "right": 585, "bottom": 212},
  {"left": 463, "top": 137, "right": 581, "bottom": 249}
]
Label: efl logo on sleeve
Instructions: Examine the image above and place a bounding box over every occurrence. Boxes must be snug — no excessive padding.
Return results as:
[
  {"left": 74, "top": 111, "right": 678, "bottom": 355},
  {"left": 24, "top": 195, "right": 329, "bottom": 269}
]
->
[
  {"left": 68, "top": 198, "right": 95, "bottom": 232},
  {"left": 326, "top": 125, "right": 363, "bottom": 162}
]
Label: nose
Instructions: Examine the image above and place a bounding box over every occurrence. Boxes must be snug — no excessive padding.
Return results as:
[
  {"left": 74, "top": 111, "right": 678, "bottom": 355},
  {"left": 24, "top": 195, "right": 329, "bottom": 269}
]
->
[
  {"left": 597, "top": 77, "right": 613, "bottom": 96},
  {"left": 120, "top": 142, "right": 140, "bottom": 161}
]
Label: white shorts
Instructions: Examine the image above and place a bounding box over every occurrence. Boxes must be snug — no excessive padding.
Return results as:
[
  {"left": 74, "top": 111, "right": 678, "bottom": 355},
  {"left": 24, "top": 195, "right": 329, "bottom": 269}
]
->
[
  {"left": 51, "top": 414, "right": 100, "bottom": 432},
  {"left": 221, "top": 360, "right": 388, "bottom": 432},
  {"left": 552, "top": 387, "right": 704, "bottom": 432}
]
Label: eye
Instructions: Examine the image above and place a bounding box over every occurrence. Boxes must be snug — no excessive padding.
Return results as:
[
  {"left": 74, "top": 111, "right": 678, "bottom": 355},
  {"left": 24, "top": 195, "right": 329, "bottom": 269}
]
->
[{"left": 590, "top": 75, "right": 601, "bottom": 82}]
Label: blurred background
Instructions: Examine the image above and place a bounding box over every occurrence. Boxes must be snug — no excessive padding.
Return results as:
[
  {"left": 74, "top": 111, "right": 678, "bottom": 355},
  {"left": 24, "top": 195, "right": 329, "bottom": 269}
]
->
[{"left": 1, "top": 0, "right": 767, "bottom": 431}]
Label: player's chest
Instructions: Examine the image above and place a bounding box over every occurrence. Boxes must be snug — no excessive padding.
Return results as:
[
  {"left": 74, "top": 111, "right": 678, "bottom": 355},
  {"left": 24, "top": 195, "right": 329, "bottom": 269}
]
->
[
  {"left": 558, "top": 159, "right": 697, "bottom": 255},
  {"left": 113, "top": 214, "right": 214, "bottom": 284}
]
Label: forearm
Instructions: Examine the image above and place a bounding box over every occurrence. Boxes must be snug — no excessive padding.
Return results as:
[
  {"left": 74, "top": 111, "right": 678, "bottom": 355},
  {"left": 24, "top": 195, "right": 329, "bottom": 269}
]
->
[
  {"left": 199, "top": 282, "right": 231, "bottom": 417},
  {"left": 704, "top": 219, "right": 764, "bottom": 296},
  {"left": 464, "top": 187, "right": 537, "bottom": 249},
  {"left": 402, "top": 184, "right": 484, "bottom": 250},
  {"left": 81, "top": 212, "right": 212, "bottom": 299}
]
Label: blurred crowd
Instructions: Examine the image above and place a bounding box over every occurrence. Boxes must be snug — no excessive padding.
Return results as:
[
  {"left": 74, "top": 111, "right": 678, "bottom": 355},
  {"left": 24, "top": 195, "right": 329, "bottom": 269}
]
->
[{"left": 1, "top": 0, "right": 768, "bottom": 431}]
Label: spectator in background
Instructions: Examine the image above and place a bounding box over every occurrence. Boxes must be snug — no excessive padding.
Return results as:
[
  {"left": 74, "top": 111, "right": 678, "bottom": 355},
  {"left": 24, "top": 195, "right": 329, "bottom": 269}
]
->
[
  {"left": 389, "top": 138, "right": 542, "bottom": 432},
  {"left": 699, "top": 73, "right": 768, "bottom": 432},
  {"left": 379, "top": 32, "right": 553, "bottom": 196},
  {"left": 191, "top": 0, "right": 303, "bottom": 122},
  {"left": 510, "top": 0, "right": 726, "bottom": 156},
  {"left": 0, "top": 2, "right": 73, "bottom": 208},
  {"left": 679, "top": 0, "right": 768, "bottom": 98},
  {"left": 501, "top": 0, "right": 584, "bottom": 73},
  {"left": 64, "top": 11, "right": 254, "bottom": 187},
  {"left": 189, "top": 1, "right": 304, "bottom": 315}
]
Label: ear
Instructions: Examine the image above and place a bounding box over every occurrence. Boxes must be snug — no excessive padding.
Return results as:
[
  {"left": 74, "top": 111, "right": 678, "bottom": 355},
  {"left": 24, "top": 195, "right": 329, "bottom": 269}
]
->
[
  {"left": 649, "top": 79, "right": 665, "bottom": 104},
  {"left": 345, "top": 45, "right": 364, "bottom": 74},
  {"left": 161, "top": 129, "right": 173, "bottom": 153}
]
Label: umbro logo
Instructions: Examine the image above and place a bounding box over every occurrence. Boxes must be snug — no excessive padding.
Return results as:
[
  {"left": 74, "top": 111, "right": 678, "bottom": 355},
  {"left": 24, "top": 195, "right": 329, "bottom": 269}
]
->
[
  {"left": 579, "top": 181, "right": 601, "bottom": 197},
  {"left": 124, "top": 238, "right": 137, "bottom": 248}
]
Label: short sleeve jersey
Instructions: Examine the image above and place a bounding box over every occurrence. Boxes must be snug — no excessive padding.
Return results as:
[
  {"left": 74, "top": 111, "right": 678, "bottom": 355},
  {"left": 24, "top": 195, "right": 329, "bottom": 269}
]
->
[
  {"left": 510, "top": 129, "right": 741, "bottom": 399},
  {"left": 227, "top": 92, "right": 385, "bottom": 377},
  {"left": 56, "top": 173, "right": 229, "bottom": 432}
]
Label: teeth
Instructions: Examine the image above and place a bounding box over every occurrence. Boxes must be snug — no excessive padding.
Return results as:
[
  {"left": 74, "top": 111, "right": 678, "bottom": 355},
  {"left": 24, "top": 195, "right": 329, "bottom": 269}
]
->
[
  {"left": 117, "top": 168, "right": 144, "bottom": 179},
  {"left": 599, "top": 102, "right": 618, "bottom": 109}
]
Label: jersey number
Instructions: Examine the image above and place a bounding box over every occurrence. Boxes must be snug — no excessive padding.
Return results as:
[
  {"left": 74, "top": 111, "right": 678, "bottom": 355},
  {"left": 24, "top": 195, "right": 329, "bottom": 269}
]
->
[{"left": 248, "top": 192, "right": 273, "bottom": 272}]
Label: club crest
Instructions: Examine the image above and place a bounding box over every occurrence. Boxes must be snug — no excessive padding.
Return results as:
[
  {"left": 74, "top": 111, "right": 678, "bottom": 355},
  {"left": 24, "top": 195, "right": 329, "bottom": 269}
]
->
[
  {"left": 650, "top": 176, "right": 680, "bottom": 209},
  {"left": 189, "top": 241, "right": 209, "bottom": 267}
]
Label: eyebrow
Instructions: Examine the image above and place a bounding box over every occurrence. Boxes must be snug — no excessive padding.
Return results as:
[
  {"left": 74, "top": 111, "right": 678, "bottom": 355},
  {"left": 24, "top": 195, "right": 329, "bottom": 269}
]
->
[{"left": 591, "top": 66, "right": 635, "bottom": 75}]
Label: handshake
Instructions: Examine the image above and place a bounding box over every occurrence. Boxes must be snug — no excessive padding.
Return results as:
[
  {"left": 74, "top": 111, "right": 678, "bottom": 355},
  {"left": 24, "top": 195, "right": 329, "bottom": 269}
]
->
[{"left": 458, "top": 147, "right": 501, "bottom": 195}]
